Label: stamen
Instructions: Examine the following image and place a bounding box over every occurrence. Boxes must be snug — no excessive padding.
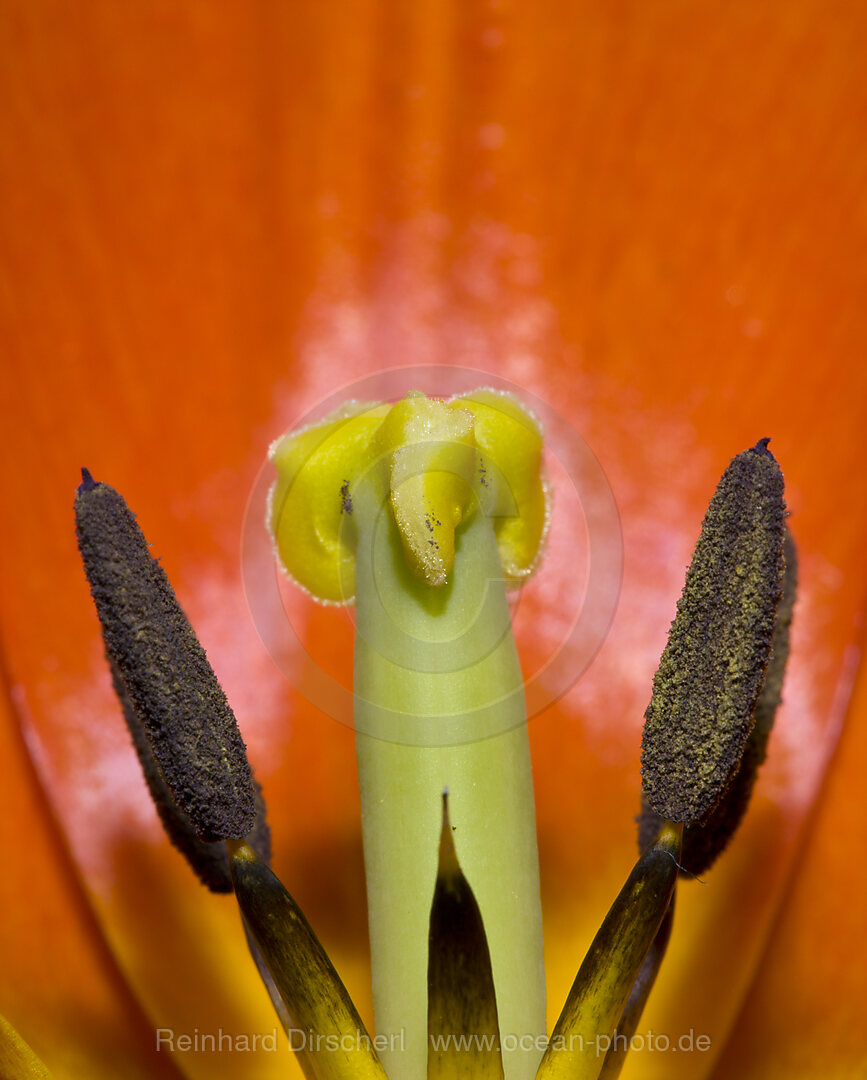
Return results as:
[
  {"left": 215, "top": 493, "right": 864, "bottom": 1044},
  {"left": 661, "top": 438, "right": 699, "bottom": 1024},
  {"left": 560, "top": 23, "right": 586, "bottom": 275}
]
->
[
  {"left": 108, "top": 657, "right": 236, "bottom": 892},
  {"left": 229, "top": 841, "right": 388, "bottom": 1080},
  {"left": 638, "top": 527, "right": 798, "bottom": 874},
  {"left": 596, "top": 898, "right": 676, "bottom": 1080},
  {"left": 427, "top": 791, "right": 504, "bottom": 1080},
  {"left": 640, "top": 440, "right": 786, "bottom": 825},
  {"left": 537, "top": 824, "right": 682, "bottom": 1080},
  {"left": 75, "top": 471, "right": 257, "bottom": 842}
]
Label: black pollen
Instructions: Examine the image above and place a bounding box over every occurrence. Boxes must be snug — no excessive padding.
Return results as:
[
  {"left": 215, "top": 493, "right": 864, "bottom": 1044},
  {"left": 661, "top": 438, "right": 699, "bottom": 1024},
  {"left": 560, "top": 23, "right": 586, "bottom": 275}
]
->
[
  {"left": 75, "top": 477, "right": 257, "bottom": 842},
  {"left": 640, "top": 442, "right": 786, "bottom": 826}
]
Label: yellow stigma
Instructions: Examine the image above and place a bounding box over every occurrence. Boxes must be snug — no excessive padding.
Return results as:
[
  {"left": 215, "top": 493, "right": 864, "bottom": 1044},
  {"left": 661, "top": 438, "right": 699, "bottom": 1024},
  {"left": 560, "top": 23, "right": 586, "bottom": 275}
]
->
[
  {"left": 268, "top": 400, "right": 389, "bottom": 603},
  {"left": 456, "top": 388, "right": 548, "bottom": 583},
  {"left": 268, "top": 388, "right": 548, "bottom": 603},
  {"left": 374, "top": 391, "right": 477, "bottom": 588}
]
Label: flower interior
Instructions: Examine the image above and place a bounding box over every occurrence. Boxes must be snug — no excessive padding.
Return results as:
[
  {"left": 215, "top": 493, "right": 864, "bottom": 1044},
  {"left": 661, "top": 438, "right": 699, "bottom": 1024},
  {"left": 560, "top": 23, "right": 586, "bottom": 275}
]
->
[{"left": 73, "top": 389, "right": 794, "bottom": 1080}]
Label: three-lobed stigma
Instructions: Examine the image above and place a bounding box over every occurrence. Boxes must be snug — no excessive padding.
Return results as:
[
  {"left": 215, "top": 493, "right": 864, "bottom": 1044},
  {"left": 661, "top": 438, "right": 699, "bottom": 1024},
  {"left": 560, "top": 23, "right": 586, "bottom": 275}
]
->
[{"left": 268, "top": 388, "right": 549, "bottom": 603}]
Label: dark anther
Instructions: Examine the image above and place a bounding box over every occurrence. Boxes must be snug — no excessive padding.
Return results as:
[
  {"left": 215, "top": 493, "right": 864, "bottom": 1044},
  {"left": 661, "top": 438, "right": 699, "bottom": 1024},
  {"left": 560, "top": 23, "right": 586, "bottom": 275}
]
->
[
  {"left": 640, "top": 441, "right": 787, "bottom": 826},
  {"left": 75, "top": 472, "right": 259, "bottom": 845}
]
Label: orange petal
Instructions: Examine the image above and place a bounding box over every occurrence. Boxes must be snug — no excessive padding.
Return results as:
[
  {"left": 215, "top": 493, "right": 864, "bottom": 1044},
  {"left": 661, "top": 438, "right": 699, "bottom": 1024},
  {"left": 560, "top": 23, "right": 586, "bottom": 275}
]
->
[
  {"left": 0, "top": 681, "right": 184, "bottom": 1078},
  {"left": 1, "top": 4, "right": 866, "bottom": 1079},
  {"left": 709, "top": 662, "right": 867, "bottom": 1080}
]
